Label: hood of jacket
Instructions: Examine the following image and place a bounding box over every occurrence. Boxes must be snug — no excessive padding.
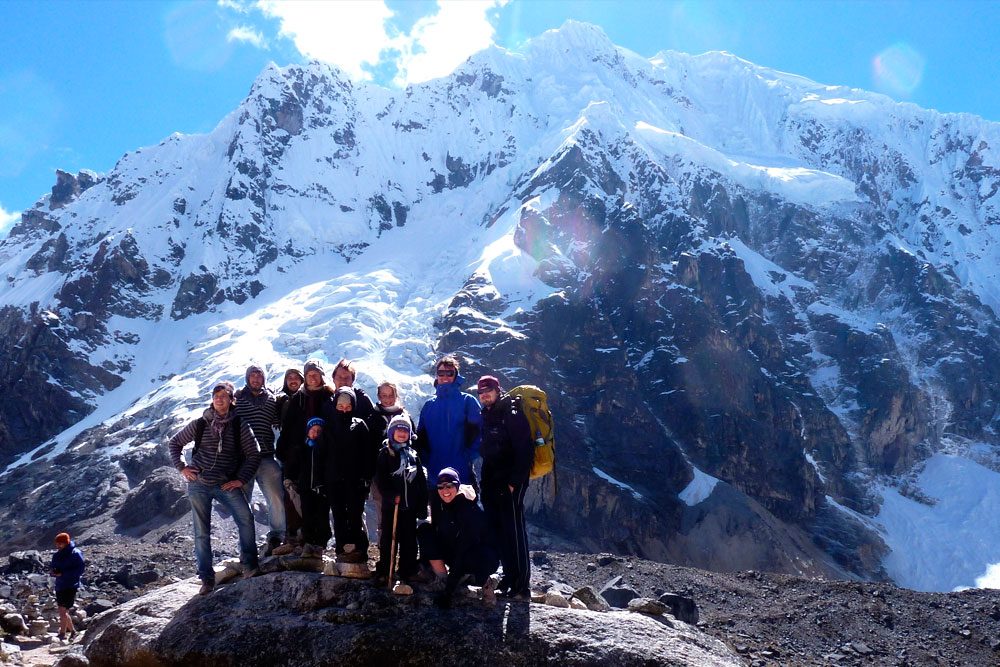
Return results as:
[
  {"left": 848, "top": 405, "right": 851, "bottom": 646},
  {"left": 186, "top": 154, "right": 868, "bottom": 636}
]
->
[{"left": 434, "top": 372, "right": 467, "bottom": 397}]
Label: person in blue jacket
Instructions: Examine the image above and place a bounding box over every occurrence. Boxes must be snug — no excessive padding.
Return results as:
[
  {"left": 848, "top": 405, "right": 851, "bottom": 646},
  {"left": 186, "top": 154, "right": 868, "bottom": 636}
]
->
[
  {"left": 50, "top": 532, "right": 84, "bottom": 641},
  {"left": 415, "top": 355, "right": 482, "bottom": 518}
]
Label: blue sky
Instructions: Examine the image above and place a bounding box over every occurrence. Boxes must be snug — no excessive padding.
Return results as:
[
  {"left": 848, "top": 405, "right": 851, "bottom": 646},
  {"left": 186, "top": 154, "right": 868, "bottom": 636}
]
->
[{"left": 2, "top": 0, "right": 999, "bottom": 231}]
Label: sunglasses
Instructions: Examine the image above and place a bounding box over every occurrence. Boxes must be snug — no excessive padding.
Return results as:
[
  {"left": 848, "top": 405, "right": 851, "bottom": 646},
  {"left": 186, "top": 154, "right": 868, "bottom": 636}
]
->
[
  {"left": 477, "top": 388, "right": 495, "bottom": 395},
  {"left": 436, "top": 482, "right": 458, "bottom": 490},
  {"left": 436, "top": 369, "right": 457, "bottom": 377}
]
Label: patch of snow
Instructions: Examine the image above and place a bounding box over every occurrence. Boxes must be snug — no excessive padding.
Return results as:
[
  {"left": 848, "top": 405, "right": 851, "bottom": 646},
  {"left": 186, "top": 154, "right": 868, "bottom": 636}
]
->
[
  {"left": 592, "top": 466, "right": 643, "bottom": 500},
  {"left": 678, "top": 466, "right": 720, "bottom": 506},
  {"left": 874, "top": 453, "right": 1000, "bottom": 592}
]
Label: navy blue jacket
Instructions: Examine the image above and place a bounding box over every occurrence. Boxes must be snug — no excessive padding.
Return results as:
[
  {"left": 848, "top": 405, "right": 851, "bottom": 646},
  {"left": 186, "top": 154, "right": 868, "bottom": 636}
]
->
[{"left": 51, "top": 542, "right": 85, "bottom": 591}]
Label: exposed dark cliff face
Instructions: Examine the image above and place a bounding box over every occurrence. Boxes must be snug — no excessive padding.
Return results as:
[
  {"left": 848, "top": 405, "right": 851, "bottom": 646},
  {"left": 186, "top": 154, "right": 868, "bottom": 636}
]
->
[{"left": 0, "top": 304, "right": 120, "bottom": 465}]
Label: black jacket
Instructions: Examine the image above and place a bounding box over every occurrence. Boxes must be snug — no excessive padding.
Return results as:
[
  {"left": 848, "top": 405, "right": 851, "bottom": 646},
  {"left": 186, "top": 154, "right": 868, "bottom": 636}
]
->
[
  {"left": 322, "top": 387, "right": 372, "bottom": 486},
  {"left": 278, "top": 385, "right": 336, "bottom": 489},
  {"left": 433, "top": 489, "right": 496, "bottom": 591},
  {"left": 480, "top": 394, "right": 534, "bottom": 488},
  {"left": 374, "top": 441, "right": 428, "bottom": 515}
]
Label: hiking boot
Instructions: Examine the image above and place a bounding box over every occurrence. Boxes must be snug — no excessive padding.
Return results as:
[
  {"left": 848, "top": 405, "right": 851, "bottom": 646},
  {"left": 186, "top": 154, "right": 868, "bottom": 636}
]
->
[
  {"left": 338, "top": 549, "right": 365, "bottom": 564},
  {"left": 301, "top": 543, "right": 323, "bottom": 558},
  {"left": 57, "top": 632, "right": 66, "bottom": 642},
  {"left": 271, "top": 541, "right": 296, "bottom": 556},
  {"left": 242, "top": 565, "right": 260, "bottom": 579},
  {"left": 198, "top": 580, "right": 215, "bottom": 596},
  {"left": 263, "top": 537, "right": 282, "bottom": 557},
  {"left": 69, "top": 629, "right": 79, "bottom": 641}
]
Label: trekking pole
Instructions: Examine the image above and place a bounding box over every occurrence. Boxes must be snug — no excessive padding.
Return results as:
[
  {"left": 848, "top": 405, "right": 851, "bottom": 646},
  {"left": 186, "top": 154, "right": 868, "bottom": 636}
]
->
[{"left": 387, "top": 496, "right": 401, "bottom": 590}]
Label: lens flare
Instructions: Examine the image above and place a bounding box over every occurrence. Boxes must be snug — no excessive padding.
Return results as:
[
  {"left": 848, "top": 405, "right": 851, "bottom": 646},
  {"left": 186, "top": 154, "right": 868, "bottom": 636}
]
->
[{"left": 872, "top": 43, "right": 925, "bottom": 98}]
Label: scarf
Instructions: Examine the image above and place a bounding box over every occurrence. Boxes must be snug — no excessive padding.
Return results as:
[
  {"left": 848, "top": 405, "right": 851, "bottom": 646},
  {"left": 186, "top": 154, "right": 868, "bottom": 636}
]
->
[{"left": 209, "top": 408, "right": 235, "bottom": 443}]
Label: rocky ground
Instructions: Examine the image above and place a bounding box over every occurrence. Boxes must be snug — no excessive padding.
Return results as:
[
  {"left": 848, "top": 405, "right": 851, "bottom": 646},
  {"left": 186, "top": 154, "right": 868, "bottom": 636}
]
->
[{"left": 1, "top": 518, "right": 998, "bottom": 666}]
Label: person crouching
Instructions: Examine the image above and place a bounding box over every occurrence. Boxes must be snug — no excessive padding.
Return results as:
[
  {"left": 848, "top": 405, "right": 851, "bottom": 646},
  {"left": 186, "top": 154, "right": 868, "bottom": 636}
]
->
[{"left": 419, "top": 468, "right": 500, "bottom": 608}]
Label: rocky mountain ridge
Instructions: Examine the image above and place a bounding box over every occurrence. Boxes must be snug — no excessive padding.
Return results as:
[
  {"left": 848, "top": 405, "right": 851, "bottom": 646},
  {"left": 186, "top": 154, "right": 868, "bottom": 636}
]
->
[{"left": 1, "top": 21, "right": 999, "bottom": 590}]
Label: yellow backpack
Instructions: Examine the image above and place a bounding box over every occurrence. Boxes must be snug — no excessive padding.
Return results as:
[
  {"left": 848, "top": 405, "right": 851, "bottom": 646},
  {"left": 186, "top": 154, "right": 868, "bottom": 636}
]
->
[{"left": 507, "top": 385, "right": 555, "bottom": 480}]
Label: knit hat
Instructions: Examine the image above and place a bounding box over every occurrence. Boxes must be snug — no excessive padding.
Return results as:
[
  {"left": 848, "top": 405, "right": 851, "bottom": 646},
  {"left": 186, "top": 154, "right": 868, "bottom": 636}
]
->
[
  {"left": 437, "top": 467, "right": 461, "bottom": 486},
  {"left": 283, "top": 368, "right": 304, "bottom": 393},
  {"left": 477, "top": 375, "right": 501, "bottom": 393},
  {"left": 303, "top": 358, "right": 326, "bottom": 378},
  {"left": 306, "top": 417, "right": 325, "bottom": 430},
  {"left": 245, "top": 364, "right": 265, "bottom": 385},
  {"left": 55, "top": 532, "right": 71, "bottom": 545},
  {"left": 387, "top": 414, "right": 411, "bottom": 442},
  {"left": 335, "top": 386, "right": 356, "bottom": 409}
]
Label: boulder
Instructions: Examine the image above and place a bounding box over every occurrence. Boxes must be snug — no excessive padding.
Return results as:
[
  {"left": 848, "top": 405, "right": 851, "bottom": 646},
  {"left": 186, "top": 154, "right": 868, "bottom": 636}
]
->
[
  {"left": 83, "top": 572, "right": 741, "bottom": 666},
  {"left": 54, "top": 651, "right": 91, "bottom": 667},
  {"left": 29, "top": 618, "right": 51, "bottom": 637},
  {"left": 113, "top": 565, "right": 162, "bottom": 589},
  {"left": 659, "top": 593, "right": 699, "bottom": 624},
  {"left": 544, "top": 592, "right": 570, "bottom": 608},
  {"left": 572, "top": 586, "right": 611, "bottom": 612},
  {"left": 0, "top": 642, "right": 22, "bottom": 662},
  {"left": 601, "top": 586, "right": 640, "bottom": 609},
  {"left": 6, "top": 550, "right": 46, "bottom": 574},
  {"left": 628, "top": 598, "right": 669, "bottom": 616},
  {"left": 85, "top": 599, "right": 115, "bottom": 616},
  {"left": 1, "top": 612, "right": 28, "bottom": 634},
  {"left": 113, "top": 467, "right": 188, "bottom": 530}
]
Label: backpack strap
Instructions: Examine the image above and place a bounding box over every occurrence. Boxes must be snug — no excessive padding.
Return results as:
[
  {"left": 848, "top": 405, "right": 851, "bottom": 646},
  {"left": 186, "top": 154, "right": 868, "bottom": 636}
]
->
[{"left": 193, "top": 417, "right": 207, "bottom": 454}]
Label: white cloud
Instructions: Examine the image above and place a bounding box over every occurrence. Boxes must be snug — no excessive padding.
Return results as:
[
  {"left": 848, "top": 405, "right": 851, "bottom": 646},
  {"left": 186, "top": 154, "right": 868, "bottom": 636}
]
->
[
  {"left": 0, "top": 204, "right": 20, "bottom": 238},
  {"left": 228, "top": 25, "right": 267, "bottom": 48},
  {"left": 395, "top": 0, "right": 505, "bottom": 86},
  {"left": 217, "top": 0, "right": 252, "bottom": 12},
  {"left": 976, "top": 562, "right": 1000, "bottom": 589},
  {"left": 256, "top": 0, "right": 396, "bottom": 81},
  {"left": 249, "top": 0, "right": 505, "bottom": 85}
]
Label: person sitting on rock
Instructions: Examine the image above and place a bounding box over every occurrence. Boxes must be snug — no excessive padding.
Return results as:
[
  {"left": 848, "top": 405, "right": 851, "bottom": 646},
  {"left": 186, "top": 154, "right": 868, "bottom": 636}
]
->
[
  {"left": 418, "top": 467, "right": 499, "bottom": 608},
  {"left": 374, "top": 415, "right": 427, "bottom": 585},
  {"left": 50, "top": 532, "right": 84, "bottom": 641},
  {"left": 278, "top": 360, "right": 337, "bottom": 558},
  {"left": 324, "top": 387, "right": 372, "bottom": 562},
  {"left": 167, "top": 381, "right": 262, "bottom": 595}
]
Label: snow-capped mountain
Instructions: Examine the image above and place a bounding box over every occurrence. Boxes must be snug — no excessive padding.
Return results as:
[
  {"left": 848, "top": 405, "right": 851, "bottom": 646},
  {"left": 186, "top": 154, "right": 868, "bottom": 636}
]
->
[{"left": 2, "top": 22, "right": 999, "bottom": 592}]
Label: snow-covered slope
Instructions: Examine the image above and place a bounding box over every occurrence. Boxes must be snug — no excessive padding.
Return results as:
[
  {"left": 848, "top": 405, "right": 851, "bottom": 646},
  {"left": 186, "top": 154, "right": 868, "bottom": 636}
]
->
[{"left": 2, "top": 21, "right": 999, "bottom": 591}]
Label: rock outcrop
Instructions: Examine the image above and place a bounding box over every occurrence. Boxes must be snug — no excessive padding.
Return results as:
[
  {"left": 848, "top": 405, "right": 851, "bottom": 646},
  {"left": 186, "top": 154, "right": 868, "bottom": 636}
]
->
[{"left": 83, "top": 572, "right": 739, "bottom": 666}]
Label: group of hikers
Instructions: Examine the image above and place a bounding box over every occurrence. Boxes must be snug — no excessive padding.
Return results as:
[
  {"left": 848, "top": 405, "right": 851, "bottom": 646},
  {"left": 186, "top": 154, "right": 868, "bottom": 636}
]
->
[{"left": 166, "top": 354, "right": 535, "bottom": 606}]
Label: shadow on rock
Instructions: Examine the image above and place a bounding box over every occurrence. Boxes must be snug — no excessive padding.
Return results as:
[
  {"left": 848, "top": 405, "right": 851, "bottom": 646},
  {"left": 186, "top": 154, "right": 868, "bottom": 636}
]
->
[{"left": 82, "top": 570, "right": 739, "bottom": 666}]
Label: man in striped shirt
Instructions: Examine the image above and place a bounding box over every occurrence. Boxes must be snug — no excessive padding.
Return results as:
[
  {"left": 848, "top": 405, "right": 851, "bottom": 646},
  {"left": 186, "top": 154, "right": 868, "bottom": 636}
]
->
[
  {"left": 168, "top": 381, "right": 261, "bottom": 595},
  {"left": 234, "top": 365, "right": 285, "bottom": 556}
]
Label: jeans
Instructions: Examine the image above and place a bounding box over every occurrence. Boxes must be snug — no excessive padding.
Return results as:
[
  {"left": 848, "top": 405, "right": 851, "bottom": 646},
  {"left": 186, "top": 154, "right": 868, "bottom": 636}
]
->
[
  {"left": 188, "top": 479, "right": 259, "bottom": 583},
  {"left": 243, "top": 457, "right": 286, "bottom": 542}
]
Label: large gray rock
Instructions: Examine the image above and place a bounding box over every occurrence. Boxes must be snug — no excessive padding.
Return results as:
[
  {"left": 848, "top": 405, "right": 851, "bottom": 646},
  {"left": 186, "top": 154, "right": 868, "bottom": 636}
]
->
[
  {"left": 83, "top": 572, "right": 740, "bottom": 666},
  {"left": 659, "top": 593, "right": 699, "bottom": 625},
  {"left": 6, "top": 550, "right": 46, "bottom": 574}
]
